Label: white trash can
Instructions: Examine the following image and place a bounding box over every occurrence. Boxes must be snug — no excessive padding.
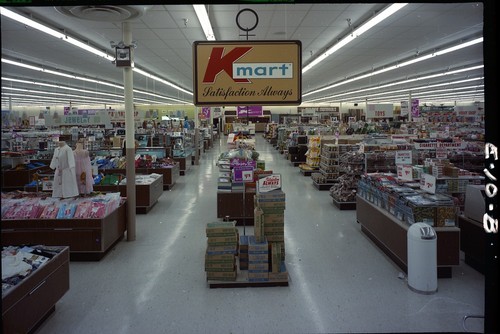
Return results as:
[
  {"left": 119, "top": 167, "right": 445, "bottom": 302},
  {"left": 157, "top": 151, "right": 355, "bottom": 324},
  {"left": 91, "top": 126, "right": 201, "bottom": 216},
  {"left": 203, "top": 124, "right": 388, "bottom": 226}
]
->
[{"left": 407, "top": 223, "right": 437, "bottom": 294}]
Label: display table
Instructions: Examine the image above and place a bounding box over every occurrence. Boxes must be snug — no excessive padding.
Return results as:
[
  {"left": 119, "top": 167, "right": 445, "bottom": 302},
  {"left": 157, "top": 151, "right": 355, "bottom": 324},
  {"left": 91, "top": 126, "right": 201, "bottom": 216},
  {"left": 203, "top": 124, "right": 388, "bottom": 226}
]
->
[
  {"left": 1, "top": 202, "right": 127, "bottom": 261},
  {"left": 331, "top": 196, "right": 356, "bottom": 210},
  {"left": 100, "top": 166, "right": 177, "bottom": 190},
  {"left": 150, "top": 163, "right": 180, "bottom": 190},
  {"left": 356, "top": 196, "right": 460, "bottom": 278},
  {"left": 2, "top": 246, "right": 70, "bottom": 333},
  {"left": 457, "top": 214, "right": 485, "bottom": 274},
  {"left": 173, "top": 153, "right": 192, "bottom": 175},
  {"left": 1, "top": 165, "right": 52, "bottom": 190},
  {"left": 217, "top": 191, "right": 255, "bottom": 225},
  {"left": 119, "top": 175, "right": 163, "bottom": 214},
  {"left": 312, "top": 180, "right": 334, "bottom": 191}
]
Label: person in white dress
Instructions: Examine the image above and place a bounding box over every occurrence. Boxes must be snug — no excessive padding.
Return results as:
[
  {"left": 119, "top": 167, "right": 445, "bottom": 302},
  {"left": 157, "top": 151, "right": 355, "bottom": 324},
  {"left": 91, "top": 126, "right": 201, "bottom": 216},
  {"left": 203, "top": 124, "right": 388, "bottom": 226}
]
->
[{"left": 50, "top": 141, "right": 79, "bottom": 198}]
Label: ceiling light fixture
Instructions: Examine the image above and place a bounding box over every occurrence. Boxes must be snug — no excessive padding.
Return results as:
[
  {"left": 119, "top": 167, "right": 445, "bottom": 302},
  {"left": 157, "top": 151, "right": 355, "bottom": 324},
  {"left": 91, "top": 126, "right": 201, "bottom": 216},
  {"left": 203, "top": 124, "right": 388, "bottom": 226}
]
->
[
  {"left": 193, "top": 5, "right": 215, "bottom": 41},
  {"left": 305, "top": 71, "right": 484, "bottom": 103},
  {"left": 302, "top": 3, "right": 408, "bottom": 73},
  {"left": 133, "top": 67, "right": 193, "bottom": 96},
  {"left": 0, "top": 7, "right": 113, "bottom": 61},
  {"left": 1, "top": 59, "right": 192, "bottom": 103},
  {"left": 1, "top": 9, "right": 193, "bottom": 98},
  {"left": 1, "top": 76, "right": 189, "bottom": 104},
  {"left": 303, "top": 37, "right": 484, "bottom": 98}
]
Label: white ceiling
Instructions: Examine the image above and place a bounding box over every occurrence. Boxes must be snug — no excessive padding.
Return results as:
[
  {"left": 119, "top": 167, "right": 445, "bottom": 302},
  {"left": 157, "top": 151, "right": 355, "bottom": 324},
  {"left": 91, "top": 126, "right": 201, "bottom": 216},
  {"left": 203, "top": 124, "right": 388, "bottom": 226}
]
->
[{"left": 0, "top": 3, "right": 485, "bottom": 107}]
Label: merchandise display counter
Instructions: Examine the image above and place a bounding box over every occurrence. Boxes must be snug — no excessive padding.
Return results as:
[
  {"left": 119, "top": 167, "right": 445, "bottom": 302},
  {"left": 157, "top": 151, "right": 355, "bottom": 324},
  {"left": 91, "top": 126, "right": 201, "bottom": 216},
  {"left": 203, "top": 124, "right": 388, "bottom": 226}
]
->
[
  {"left": 2, "top": 246, "right": 70, "bottom": 333},
  {"left": 173, "top": 154, "right": 192, "bottom": 175},
  {"left": 312, "top": 180, "right": 335, "bottom": 191},
  {"left": 120, "top": 175, "right": 163, "bottom": 214},
  {"left": 1, "top": 165, "right": 52, "bottom": 190},
  {"left": 100, "top": 166, "right": 177, "bottom": 190},
  {"left": 457, "top": 214, "right": 485, "bottom": 274},
  {"left": 216, "top": 191, "right": 255, "bottom": 225},
  {"left": 1, "top": 201, "right": 127, "bottom": 261},
  {"left": 331, "top": 196, "right": 356, "bottom": 210},
  {"left": 150, "top": 163, "right": 180, "bottom": 190},
  {"left": 94, "top": 174, "right": 163, "bottom": 213},
  {"left": 356, "top": 195, "right": 460, "bottom": 278}
]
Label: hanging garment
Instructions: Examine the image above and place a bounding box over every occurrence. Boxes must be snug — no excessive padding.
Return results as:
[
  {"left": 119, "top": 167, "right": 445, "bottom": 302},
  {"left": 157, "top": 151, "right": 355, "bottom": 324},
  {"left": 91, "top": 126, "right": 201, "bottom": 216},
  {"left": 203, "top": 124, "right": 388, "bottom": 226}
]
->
[
  {"left": 50, "top": 144, "right": 79, "bottom": 198},
  {"left": 74, "top": 147, "right": 94, "bottom": 195}
]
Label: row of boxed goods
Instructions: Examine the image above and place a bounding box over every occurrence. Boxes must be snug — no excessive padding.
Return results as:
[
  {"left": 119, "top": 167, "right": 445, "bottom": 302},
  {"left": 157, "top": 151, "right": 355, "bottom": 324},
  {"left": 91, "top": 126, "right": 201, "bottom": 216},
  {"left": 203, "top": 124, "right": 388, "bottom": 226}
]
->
[
  {"left": 205, "top": 221, "right": 238, "bottom": 281},
  {"left": 358, "top": 174, "right": 458, "bottom": 227}
]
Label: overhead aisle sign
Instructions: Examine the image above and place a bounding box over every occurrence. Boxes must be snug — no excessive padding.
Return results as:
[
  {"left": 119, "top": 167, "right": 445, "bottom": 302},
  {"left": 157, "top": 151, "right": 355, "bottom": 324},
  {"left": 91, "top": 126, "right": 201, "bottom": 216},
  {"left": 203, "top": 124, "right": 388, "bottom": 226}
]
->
[{"left": 193, "top": 41, "right": 302, "bottom": 106}]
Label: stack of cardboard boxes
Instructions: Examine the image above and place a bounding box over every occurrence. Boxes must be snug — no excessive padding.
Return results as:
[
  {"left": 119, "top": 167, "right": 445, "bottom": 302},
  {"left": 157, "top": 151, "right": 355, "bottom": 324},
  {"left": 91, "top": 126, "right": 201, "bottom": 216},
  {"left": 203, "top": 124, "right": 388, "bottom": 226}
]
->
[
  {"left": 205, "top": 221, "right": 238, "bottom": 281},
  {"left": 248, "top": 236, "right": 269, "bottom": 282},
  {"left": 248, "top": 177, "right": 288, "bottom": 282}
]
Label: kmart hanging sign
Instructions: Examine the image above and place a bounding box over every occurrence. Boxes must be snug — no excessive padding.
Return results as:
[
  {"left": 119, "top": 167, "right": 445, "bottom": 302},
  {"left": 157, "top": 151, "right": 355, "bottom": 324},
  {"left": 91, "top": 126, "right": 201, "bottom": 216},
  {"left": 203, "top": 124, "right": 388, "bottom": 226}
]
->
[{"left": 193, "top": 41, "right": 302, "bottom": 106}]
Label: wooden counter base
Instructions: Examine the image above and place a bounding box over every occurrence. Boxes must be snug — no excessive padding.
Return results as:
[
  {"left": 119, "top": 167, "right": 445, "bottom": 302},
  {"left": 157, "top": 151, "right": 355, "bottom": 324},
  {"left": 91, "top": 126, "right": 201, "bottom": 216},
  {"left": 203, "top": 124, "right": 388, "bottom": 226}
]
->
[{"left": 356, "top": 195, "right": 460, "bottom": 278}]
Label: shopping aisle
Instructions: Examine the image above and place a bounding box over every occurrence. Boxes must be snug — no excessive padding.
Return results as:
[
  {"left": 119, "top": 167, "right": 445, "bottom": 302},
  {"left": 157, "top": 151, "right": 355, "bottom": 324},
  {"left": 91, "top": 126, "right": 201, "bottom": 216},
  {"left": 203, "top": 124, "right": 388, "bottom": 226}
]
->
[{"left": 37, "top": 135, "right": 485, "bottom": 334}]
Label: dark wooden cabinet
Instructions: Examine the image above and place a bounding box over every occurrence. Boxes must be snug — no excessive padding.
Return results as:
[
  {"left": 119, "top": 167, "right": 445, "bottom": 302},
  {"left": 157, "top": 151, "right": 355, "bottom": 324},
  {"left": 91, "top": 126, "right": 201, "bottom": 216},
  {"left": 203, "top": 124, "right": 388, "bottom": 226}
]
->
[
  {"left": 173, "top": 154, "right": 192, "bottom": 175},
  {"left": 217, "top": 191, "right": 255, "bottom": 225},
  {"left": 149, "top": 163, "right": 180, "bottom": 189},
  {"left": 119, "top": 175, "right": 163, "bottom": 213},
  {"left": 356, "top": 195, "right": 460, "bottom": 278},
  {"left": 457, "top": 214, "right": 485, "bottom": 274},
  {"left": 2, "top": 246, "right": 70, "bottom": 333}
]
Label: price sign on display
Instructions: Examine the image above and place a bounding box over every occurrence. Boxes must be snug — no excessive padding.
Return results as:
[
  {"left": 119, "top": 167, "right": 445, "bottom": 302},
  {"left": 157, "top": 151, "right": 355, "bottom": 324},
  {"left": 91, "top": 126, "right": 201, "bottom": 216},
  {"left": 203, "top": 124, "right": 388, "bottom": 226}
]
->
[
  {"left": 397, "top": 165, "right": 413, "bottom": 181},
  {"left": 395, "top": 151, "right": 412, "bottom": 165},
  {"left": 436, "top": 148, "right": 447, "bottom": 159},
  {"left": 42, "top": 180, "right": 53, "bottom": 191},
  {"left": 242, "top": 169, "right": 254, "bottom": 182},
  {"left": 233, "top": 166, "right": 254, "bottom": 182},
  {"left": 420, "top": 173, "right": 436, "bottom": 194}
]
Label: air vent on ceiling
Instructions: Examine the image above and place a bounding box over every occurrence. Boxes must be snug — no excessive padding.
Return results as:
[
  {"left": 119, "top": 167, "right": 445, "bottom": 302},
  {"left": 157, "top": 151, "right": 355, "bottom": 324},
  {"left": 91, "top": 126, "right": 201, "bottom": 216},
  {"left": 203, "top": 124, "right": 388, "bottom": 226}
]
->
[{"left": 55, "top": 5, "right": 151, "bottom": 22}]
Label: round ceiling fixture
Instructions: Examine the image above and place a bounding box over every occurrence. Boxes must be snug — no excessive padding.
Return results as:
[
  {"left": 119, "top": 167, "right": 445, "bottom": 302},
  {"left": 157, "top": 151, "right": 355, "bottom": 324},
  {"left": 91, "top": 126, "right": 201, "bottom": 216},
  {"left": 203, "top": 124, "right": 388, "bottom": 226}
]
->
[{"left": 55, "top": 5, "right": 151, "bottom": 22}]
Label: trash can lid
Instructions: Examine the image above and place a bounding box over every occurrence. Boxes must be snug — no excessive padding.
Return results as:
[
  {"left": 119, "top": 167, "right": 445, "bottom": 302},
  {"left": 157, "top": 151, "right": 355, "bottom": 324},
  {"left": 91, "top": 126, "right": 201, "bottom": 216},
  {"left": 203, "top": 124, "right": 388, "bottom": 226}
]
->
[{"left": 419, "top": 225, "right": 436, "bottom": 240}]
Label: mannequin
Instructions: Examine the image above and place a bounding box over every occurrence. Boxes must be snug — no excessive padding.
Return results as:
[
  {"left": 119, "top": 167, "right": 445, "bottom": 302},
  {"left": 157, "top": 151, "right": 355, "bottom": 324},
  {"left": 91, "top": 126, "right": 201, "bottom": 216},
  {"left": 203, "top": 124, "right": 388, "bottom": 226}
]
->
[
  {"left": 73, "top": 140, "right": 94, "bottom": 195},
  {"left": 50, "top": 141, "right": 79, "bottom": 198}
]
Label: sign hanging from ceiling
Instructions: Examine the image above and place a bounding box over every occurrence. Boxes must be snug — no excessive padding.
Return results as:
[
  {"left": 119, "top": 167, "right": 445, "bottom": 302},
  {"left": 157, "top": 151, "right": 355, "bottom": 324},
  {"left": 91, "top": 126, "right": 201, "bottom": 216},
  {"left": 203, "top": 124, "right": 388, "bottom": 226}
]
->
[{"left": 193, "top": 40, "right": 302, "bottom": 106}]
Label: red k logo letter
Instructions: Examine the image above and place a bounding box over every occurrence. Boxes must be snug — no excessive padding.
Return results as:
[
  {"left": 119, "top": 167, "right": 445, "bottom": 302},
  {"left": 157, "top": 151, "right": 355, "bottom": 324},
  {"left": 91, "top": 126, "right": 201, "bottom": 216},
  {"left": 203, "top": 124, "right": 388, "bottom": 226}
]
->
[{"left": 202, "top": 47, "right": 252, "bottom": 83}]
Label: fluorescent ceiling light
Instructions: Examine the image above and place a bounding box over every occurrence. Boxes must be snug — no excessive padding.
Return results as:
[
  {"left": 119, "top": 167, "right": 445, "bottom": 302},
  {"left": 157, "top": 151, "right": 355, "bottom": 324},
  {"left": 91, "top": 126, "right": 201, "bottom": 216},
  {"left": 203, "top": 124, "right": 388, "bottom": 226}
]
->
[
  {"left": 2, "top": 58, "right": 123, "bottom": 89},
  {"left": 133, "top": 67, "right": 193, "bottom": 96},
  {"left": 302, "top": 3, "right": 408, "bottom": 73},
  {"left": 0, "top": 8, "right": 113, "bottom": 61},
  {"left": 2, "top": 59, "right": 192, "bottom": 103},
  {"left": 193, "top": 5, "right": 215, "bottom": 41},
  {"left": 0, "top": 10, "right": 193, "bottom": 98},
  {"left": 303, "top": 35, "right": 484, "bottom": 98},
  {"left": 304, "top": 65, "right": 484, "bottom": 103}
]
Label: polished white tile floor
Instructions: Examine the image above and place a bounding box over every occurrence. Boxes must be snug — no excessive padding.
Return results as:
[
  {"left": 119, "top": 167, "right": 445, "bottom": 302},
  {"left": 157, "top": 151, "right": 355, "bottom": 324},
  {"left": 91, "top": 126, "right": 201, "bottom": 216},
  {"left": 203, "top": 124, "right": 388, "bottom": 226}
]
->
[{"left": 37, "top": 135, "right": 485, "bottom": 334}]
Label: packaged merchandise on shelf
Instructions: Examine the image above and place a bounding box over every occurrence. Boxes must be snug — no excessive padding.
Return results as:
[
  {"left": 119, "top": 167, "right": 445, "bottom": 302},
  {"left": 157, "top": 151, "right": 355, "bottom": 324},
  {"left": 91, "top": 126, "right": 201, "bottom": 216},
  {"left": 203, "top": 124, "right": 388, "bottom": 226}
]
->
[
  {"left": 120, "top": 173, "right": 162, "bottom": 185},
  {"left": 2, "top": 245, "right": 66, "bottom": 293},
  {"left": 1, "top": 191, "right": 122, "bottom": 220},
  {"left": 358, "top": 173, "right": 460, "bottom": 227}
]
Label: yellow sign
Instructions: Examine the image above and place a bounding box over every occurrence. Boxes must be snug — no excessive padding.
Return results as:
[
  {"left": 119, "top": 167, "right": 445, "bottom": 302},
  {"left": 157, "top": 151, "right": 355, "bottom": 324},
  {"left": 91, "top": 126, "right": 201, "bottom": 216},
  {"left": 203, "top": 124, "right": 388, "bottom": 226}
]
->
[{"left": 193, "top": 41, "right": 301, "bottom": 106}]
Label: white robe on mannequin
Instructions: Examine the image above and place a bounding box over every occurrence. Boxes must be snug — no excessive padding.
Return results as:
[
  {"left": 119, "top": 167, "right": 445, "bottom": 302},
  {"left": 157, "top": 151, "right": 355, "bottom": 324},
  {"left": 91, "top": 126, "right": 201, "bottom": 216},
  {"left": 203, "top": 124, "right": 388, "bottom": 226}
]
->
[{"left": 50, "top": 143, "right": 79, "bottom": 198}]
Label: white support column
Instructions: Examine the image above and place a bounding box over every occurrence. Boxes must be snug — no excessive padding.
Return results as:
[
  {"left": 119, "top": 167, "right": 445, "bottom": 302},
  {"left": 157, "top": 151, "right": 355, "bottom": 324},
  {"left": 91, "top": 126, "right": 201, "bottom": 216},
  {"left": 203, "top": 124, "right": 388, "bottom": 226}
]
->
[
  {"left": 408, "top": 92, "right": 413, "bottom": 122},
  {"left": 123, "top": 21, "right": 136, "bottom": 241}
]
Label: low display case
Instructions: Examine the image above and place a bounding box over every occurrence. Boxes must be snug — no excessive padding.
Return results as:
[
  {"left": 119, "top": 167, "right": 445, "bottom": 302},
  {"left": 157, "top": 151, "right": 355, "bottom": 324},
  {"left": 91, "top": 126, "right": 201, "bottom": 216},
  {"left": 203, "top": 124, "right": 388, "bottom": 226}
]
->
[
  {"left": 2, "top": 246, "right": 70, "bottom": 334},
  {"left": 1, "top": 201, "right": 127, "bottom": 261}
]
